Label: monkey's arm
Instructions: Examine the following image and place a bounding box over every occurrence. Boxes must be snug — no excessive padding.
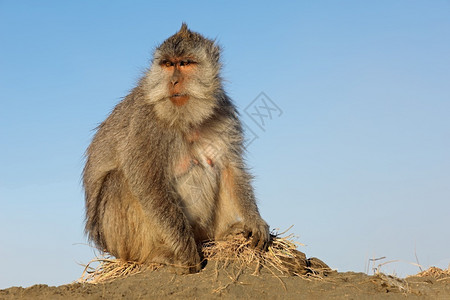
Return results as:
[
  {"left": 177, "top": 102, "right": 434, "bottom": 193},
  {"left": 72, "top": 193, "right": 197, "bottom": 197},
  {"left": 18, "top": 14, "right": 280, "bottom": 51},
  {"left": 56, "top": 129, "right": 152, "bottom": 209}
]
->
[{"left": 221, "top": 161, "right": 270, "bottom": 250}]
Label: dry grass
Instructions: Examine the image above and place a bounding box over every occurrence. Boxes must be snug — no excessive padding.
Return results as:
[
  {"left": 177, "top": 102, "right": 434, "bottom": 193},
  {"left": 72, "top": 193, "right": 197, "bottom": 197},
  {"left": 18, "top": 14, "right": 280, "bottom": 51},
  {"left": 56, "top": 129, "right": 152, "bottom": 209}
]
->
[
  {"left": 77, "top": 257, "right": 161, "bottom": 284},
  {"left": 202, "top": 229, "right": 305, "bottom": 276},
  {"left": 77, "top": 228, "right": 317, "bottom": 284},
  {"left": 413, "top": 266, "right": 450, "bottom": 281}
]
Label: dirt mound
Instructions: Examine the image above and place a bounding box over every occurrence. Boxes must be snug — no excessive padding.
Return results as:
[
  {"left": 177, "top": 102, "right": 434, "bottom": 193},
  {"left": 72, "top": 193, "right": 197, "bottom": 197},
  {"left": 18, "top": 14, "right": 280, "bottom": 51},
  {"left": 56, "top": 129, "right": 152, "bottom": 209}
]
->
[
  {"left": 2, "top": 263, "right": 450, "bottom": 299},
  {"left": 1, "top": 235, "right": 449, "bottom": 299}
]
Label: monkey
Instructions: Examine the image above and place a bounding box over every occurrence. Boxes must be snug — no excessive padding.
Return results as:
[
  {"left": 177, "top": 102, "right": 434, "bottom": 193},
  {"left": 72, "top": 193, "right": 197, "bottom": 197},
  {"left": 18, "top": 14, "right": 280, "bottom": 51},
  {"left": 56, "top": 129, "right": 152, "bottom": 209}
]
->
[{"left": 83, "top": 23, "right": 269, "bottom": 274}]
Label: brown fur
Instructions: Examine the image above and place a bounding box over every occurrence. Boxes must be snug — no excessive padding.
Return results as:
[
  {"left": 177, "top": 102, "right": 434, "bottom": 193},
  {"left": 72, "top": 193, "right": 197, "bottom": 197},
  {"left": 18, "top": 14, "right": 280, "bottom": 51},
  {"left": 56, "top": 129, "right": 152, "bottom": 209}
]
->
[{"left": 83, "top": 23, "right": 269, "bottom": 273}]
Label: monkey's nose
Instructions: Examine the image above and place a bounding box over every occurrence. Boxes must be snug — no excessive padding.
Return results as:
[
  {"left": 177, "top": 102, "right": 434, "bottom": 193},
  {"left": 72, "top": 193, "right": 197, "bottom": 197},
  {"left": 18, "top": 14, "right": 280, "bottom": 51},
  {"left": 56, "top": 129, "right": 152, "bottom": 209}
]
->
[{"left": 171, "top": 73, "right": 180, "bottom": 86}]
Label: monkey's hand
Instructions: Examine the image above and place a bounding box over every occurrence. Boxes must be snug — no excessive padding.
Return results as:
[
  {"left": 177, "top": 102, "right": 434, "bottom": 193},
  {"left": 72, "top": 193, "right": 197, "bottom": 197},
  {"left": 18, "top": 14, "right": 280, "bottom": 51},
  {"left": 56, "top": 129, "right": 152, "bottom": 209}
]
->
[
  {"left": 243, "top": 218, "right": 270, "bottom": 251},
  {"left": 172, "top": 236, "right": 202, "bottom": 274}
]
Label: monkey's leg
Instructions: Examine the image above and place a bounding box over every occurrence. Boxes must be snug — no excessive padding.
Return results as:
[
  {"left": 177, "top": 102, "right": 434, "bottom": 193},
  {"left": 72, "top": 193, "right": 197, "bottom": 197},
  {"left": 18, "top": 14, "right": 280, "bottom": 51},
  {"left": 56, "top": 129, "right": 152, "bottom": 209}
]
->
[
  {"left": 98, "top": 170, "right": 162, "bottom": 263},
  {"left": 213, "top": 165, "right": 270, "bottom": 250},
  {"left": 99, "top": 170, "right": 199, "bottom": 273}
]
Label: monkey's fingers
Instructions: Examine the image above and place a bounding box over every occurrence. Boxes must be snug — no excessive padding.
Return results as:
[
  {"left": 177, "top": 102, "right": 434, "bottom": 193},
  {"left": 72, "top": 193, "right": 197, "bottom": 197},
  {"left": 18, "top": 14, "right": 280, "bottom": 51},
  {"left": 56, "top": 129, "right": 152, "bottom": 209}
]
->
[
  {"left": 250, "top": 231, "right": 269, "bottom": 250},
  {"left": 243, "top": 229, "right": 252, "bottom": 239},
  {"left": 250, "top": 231, "right": 259, "bottom": 248},
  {"left": 258, "top": 238, "right": 269, "bottom": 251},
  {"left": 248, "top": 222, "right": 270, "bottom": 250},
  {"left": 188, "top": 262, "right": 202, "bottom": 274}
]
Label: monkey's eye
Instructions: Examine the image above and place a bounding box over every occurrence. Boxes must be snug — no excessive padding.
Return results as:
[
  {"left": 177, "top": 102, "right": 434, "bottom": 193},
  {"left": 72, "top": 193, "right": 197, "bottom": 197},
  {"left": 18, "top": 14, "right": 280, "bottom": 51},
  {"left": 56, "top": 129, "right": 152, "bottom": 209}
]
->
[
  {"left": 161, "top": 60, "right": 174, "bottom": 68},
  {"left": 179, "top": 60, "right": 195, "bottom": 67}
]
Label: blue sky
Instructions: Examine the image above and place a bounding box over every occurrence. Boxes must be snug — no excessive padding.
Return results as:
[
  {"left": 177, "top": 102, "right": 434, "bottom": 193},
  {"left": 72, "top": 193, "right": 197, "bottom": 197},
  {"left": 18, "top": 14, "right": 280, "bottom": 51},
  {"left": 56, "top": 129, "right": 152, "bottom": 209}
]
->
[{"left": 1, "top": 1, "right": 449, "bottom": 288}]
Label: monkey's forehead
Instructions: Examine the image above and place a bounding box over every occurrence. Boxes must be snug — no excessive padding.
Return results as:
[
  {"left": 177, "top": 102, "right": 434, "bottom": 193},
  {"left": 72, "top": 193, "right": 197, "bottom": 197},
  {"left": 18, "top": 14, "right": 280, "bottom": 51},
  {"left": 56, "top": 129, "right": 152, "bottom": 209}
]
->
[
  {"left": 155, "top": 44, "right": 197, "bottom": 59},
  {"left": 154, "top": 28, "right": 220, "bottom": 62},
  {"left": 156, "top": 41, "right": 218, "bottom": 59}
]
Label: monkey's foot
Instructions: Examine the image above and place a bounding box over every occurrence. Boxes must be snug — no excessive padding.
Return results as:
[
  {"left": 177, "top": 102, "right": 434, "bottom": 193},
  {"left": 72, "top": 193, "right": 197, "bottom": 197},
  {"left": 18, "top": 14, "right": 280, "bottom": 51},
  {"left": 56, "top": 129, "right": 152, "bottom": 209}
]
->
[{"left": 167, "top": 262, "right": 202, "bottom": 275}]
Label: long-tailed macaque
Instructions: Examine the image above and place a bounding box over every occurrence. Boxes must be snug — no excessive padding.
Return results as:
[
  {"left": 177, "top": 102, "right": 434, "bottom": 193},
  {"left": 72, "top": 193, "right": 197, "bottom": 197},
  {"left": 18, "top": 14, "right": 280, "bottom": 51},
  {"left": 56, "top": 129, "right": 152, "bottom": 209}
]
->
[{"left": 83, "top": 24, "right": 269, "bottom": 273}]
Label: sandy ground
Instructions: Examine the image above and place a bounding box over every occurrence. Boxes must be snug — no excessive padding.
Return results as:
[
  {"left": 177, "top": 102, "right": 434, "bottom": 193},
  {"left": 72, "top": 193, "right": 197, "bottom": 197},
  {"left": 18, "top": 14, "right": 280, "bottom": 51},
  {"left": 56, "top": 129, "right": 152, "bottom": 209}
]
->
[{"left": 2, "top": 260, "right": 449, "bottom": 300}]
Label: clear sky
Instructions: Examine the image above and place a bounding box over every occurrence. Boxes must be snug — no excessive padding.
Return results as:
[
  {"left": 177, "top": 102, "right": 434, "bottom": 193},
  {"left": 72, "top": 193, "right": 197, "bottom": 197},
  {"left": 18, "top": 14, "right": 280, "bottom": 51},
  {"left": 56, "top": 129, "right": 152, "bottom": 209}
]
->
[{"left": 1, "top": 0, "right": 449, "bottom": 289}]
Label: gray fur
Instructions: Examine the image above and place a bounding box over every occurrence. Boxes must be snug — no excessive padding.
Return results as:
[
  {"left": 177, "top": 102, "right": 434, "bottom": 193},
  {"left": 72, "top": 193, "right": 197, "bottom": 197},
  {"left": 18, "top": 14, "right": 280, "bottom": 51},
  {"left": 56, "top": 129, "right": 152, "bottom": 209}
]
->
[{"left": 83, "top": 24, "right": 269, "bottom": 273}]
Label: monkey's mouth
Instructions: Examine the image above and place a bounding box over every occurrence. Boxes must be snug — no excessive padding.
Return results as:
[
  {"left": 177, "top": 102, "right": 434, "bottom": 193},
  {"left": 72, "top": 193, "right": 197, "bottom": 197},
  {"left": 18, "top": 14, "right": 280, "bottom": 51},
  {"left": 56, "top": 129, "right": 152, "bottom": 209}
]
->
[{"left": 170, "top": 94, "right": 189, "bottom": 106}]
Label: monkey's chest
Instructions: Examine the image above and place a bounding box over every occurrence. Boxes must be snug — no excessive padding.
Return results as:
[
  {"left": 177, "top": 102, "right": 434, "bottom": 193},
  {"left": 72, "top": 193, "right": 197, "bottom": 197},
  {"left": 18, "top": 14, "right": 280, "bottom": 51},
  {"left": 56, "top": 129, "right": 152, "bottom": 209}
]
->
[{"left": 172, "top": 140, "right": 225, "bottom": 238}]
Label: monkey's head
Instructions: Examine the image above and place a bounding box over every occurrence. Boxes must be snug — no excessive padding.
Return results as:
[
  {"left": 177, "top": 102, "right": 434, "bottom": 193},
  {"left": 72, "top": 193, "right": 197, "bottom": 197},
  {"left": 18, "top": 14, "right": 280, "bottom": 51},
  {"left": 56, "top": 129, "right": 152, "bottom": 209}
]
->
[{"left": 144, "top": 23, "right": 223, "bottom": 130}]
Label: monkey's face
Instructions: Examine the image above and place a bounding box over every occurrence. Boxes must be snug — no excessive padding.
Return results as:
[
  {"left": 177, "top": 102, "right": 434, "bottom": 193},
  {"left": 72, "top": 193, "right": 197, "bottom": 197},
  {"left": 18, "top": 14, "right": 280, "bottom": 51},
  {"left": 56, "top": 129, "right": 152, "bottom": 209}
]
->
[
  {"left": 143, "top": 26, "right": 222, "bottom": 131},
  {"left": 160, "top": 57, "right": 200, "bottom": 107}
]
